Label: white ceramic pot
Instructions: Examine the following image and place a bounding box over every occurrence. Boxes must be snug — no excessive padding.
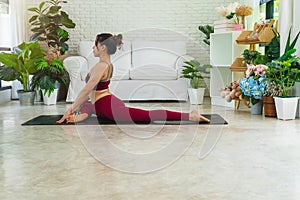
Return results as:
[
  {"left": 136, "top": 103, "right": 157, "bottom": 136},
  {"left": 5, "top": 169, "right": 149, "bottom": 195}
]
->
[
  {"left": 274, "top": 96, "right": 299, "bottom": 120},
  {"left": 188, "top": 88, "right": 205, "bottom": 105},
  {"left": 42, "top": 88, "right": 59, "bottom": 105}
]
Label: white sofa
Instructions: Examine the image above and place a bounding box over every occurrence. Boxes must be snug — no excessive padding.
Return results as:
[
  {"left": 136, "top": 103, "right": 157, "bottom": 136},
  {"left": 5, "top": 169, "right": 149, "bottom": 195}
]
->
[{"left": 64, "top": 40, "right": 193, "bottom": 102}]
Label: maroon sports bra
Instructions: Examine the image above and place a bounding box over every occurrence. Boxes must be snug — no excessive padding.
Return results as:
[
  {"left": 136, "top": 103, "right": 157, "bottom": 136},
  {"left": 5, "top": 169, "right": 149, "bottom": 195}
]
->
[{"left": 85, "top": 62, "right": 113, "bottom": 90}]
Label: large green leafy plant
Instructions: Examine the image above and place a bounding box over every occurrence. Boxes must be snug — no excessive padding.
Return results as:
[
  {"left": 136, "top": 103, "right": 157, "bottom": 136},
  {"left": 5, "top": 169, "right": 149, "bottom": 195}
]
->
[
  {"left": 265, "top": 28, "right": 300, "bottom": 97},
  {"left": 181, "top": 60, "right": 211, "bottom": 89},
  {"left": 31, "top": 58, "right": 67, "bottom": 97},
  {"left": 28, "top": 0, "right": 76, "bottom": 56},
  {"left": 0, "top": 41, "right": 45, "bottom": 92}
]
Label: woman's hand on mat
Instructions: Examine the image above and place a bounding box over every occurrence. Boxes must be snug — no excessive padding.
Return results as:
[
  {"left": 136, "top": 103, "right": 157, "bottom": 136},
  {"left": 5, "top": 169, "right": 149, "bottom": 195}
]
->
[
  {"left": 189, "top": 110, "right": 210, "bottom": 123},
  {"left": 65, "top": 113, "right": 89, "bottom": 123},
  {"left": 56, "top": 107, "right": 74, "bottom": 124}
]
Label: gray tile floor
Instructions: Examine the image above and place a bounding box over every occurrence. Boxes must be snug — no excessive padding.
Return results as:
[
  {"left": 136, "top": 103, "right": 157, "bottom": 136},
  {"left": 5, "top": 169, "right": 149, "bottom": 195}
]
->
[{"left": 1, "top": 99, "right": 300, "bottom": 200}]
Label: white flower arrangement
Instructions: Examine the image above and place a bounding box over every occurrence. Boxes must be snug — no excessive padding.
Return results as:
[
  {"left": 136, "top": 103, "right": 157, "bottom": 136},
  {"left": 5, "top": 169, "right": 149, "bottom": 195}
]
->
[{"left": 215, "top": 2, "right": 239, "bottom": 19}]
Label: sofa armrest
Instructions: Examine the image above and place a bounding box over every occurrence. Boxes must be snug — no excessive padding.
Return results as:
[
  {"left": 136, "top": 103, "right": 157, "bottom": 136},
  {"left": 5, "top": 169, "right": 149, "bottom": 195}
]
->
[
  {"left": 175, "top": 54, "right": 195, "bottom": 78},
  {"left": 64, "top": 56, "right": 89, "bottom": 81},
  {"left": 63, "top": 56, "right": 89, "bottom": 102}
]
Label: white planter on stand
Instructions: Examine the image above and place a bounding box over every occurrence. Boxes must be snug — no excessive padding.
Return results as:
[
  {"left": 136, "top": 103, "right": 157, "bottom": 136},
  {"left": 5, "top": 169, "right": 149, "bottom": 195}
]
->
[
  {"left": 42, "top": 88, "right": 58, "bottom": 105},
  {"left": 274, "top": 96, "right": 299, "bottom": 120},
  {"left": 188, "top": 88, "right": 205, "bottom": 105}
]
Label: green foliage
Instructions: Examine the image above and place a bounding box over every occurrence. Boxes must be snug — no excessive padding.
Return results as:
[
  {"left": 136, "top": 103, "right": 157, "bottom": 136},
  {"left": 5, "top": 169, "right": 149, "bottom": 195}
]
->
[
  {"left": 28, "top": 0, "right": 76, "bottom": 55},
  {"left": 0, "top": 41, "right": 46, "bottom": 91},
  {"left": 198, "top": 25, "right": 214, "bottom": 46},
  {"left": 31, "top": 58, "right": 67, "bottom": 97},
  {"left": 265, "top": 30, "right": 280, "bottom": 62},
  {"left": 265, "top": 28, "right": 300, "bottom": 97},
  {"left": 242, "top": 49, "right": 261, "bottom": 65},
  {"left": 181, "top": 60, "right": 211, "bottom": 89}
]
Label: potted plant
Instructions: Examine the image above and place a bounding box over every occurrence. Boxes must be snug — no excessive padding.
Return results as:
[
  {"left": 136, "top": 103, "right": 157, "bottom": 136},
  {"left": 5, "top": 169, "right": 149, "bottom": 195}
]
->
[
  {"left": 242, "top": 49, "right": 262, "bottom": 65},
  {"left": 181, "top": 60, "right": 211, "bottom": 104},
  {"left": 198, "top": 24, "right": 214, "bottom": 46},
  {"left": 31, "top": 57, "right": 67, "bottom": 105},
  {"left": 28, "top": 0, "right": 76, "bottom": 60},
  {"left": 0, "top": 41, "right": 45, "bottom": 105},
  {"left": 239, "top": 64, "right": 268, "bottom": 114},
  {"left": 265, "top": 28, "right": 300, "bottom": 120}
]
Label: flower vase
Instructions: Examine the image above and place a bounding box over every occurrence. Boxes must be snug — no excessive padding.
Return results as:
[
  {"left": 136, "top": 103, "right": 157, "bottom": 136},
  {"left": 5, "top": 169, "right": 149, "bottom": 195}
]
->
[
  {"left": 250, "top": 100, "right": 263, "bottom": 115},
  {"left": 234, "top": 24, "right": 243, "bottom": 31}
]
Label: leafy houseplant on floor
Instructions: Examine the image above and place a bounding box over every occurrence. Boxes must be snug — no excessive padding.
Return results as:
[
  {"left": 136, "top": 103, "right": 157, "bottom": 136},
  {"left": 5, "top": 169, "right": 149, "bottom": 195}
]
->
[
  {"left": 28, "top": 0, "right": 75, "bottom": 101},
  {"left": 31, "top": 57, "right": 67, "bottom": 105},
  {"left": 0, "top": 41, "right": 45, "bottom": 105},
  {"left": 265, "top": 28, "right": 300, "bottom": 120},
  {"left": 181, "top": 60, "right": 211, "bottom": 104},
  {"left": 28, "top": 0, "right": 76, "bottom": 60}
]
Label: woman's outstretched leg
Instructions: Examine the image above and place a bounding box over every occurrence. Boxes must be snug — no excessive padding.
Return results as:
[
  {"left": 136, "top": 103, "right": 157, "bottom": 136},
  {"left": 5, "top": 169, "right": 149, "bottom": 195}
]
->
[{"left": 95, "top": 95, "right": 210, "bottom": 123}]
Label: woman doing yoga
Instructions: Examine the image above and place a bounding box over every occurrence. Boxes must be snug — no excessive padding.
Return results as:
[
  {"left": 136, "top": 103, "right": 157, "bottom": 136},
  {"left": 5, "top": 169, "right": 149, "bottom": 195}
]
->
[{"left": 57, "top": 33, "right": 210, "bottom": 124}]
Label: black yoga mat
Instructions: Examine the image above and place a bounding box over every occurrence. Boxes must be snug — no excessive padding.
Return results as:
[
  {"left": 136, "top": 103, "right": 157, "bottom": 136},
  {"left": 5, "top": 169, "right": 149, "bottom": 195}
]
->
[{"left": 21, "top": 114, "right": 228, "bottom": 126}]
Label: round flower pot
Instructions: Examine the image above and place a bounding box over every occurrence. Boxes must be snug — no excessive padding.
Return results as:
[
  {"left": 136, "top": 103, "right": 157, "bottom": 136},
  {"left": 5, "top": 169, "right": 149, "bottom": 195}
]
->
[
  {"left": 17, "top": 90, "right": 36, "bottom": 106},
  {"left": 250, "top": 100, "right": 263, "bottom": 115},
  {"left": 262, "top": 96, "right": 277, "bottom": 117},
  {"left": 274, "top": 96, "right": 299, "bottom": 120}
]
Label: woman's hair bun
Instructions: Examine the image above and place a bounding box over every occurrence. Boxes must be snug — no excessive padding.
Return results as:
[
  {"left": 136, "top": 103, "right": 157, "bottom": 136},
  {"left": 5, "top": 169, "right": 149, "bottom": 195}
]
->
[{"left": 113, "top": 34, "right": 123, "bottom": 47}]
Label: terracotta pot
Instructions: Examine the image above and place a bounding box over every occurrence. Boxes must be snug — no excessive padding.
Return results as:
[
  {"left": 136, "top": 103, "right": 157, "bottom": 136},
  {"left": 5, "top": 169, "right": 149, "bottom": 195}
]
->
[{"left": 263, "top": 96, "right": 277, "bottom": 117}]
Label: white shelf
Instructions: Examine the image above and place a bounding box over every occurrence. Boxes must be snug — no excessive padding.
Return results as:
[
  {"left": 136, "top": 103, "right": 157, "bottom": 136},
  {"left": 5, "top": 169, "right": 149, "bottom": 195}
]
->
[
  {"left": 210, "top": 96, "right": 235, "bottom": 108},
  {"left": 210, "top": 31, "right": 247, "bottom": 66},
  {"left": 209, "top": 31, "right": 248, "bottom": 107}
]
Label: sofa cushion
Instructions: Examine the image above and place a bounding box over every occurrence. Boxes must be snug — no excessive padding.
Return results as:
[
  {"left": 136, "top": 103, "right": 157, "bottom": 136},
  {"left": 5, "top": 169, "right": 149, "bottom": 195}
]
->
[
  {"left": 78, "top": 41, "right": 131, "bottom": 80},
  {"left": 130, "top": 65, "right": 178, "bottom": 80},
  {"left": 131, "top": 40, "right": 186, "bottom": 70},
  {"left": 130, "top": 40, "right": 186, "bottom": 80}
]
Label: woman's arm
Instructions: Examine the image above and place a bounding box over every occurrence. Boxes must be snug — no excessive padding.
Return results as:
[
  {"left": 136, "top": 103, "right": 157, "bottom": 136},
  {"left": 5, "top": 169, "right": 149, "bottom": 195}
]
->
[{"left": 57, "top": 63, "right": 108, "bottom": 123}]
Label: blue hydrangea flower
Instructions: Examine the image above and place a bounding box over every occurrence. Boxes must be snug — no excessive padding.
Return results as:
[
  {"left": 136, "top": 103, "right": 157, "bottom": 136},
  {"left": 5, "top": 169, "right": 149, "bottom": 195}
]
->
[{"left": 239, "top": 75, "right": 266, "bottom": 102}]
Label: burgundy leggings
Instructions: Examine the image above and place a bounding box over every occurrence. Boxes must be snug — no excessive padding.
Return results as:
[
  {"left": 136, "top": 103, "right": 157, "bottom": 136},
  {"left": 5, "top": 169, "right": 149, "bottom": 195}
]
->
[{"left": 79, "top": 95, "right": 189, "bottom": 122}]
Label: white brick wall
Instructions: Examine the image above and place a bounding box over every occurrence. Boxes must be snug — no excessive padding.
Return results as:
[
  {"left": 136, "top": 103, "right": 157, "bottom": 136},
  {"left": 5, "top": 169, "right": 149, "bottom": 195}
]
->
[{"left": 25, "top": 0, "right": 246, "bottom": 64}]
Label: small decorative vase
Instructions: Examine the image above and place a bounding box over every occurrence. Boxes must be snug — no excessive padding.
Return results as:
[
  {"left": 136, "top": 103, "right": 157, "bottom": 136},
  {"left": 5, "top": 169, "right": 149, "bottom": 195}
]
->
[
  {"left": 234, "top": 24, "right": 243, "bottom": 31},
  {"left": 250, "top": 99, "right": 263, "bottom": 115}
]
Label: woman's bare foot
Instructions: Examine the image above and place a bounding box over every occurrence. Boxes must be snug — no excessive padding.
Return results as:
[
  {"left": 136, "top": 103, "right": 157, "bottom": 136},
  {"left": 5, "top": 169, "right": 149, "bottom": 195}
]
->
[
  {"left": 66, "top": 113, "right": 89, "bottom": 123},
  {"left": 189, "top": 110, "right": 210, "bottom": 122}
]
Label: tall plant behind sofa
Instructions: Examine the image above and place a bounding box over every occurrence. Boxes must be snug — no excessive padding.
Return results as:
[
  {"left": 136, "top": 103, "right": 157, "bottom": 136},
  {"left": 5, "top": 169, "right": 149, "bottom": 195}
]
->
[{"left": 28, "top": 0, "right": 76, "bottom": 59}]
